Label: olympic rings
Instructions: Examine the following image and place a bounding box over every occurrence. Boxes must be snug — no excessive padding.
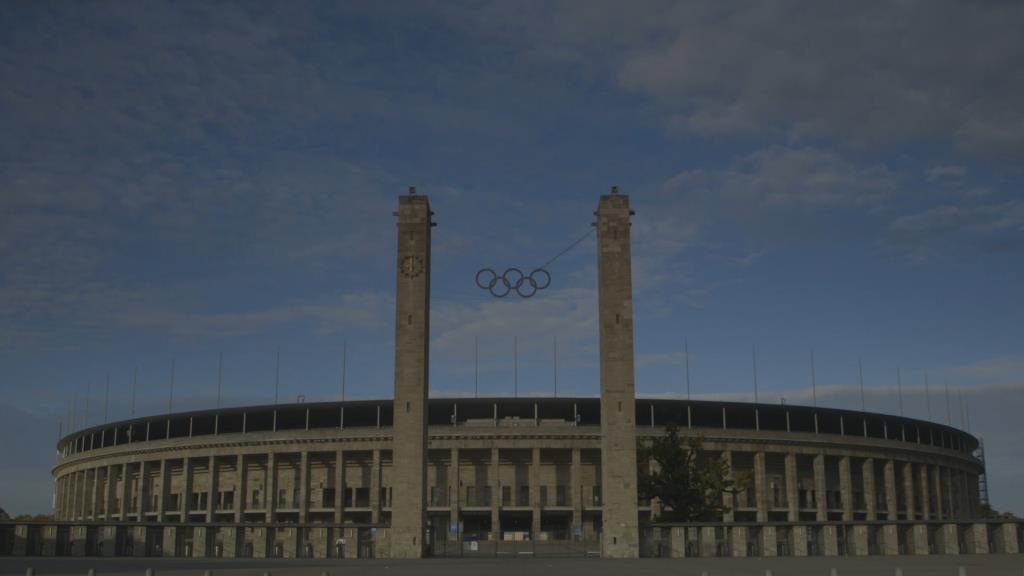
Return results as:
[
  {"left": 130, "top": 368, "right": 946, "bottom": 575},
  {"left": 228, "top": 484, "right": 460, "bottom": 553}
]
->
[{"left": 475, "top": 267, "right": 552, "bottom": 298}]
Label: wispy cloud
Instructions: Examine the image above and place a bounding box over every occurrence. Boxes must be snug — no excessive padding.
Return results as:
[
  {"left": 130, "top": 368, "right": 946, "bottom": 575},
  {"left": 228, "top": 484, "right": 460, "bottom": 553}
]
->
[
  {"left": 114, "top": 291, "right": 393, "bottom": 338},
  {"left": 884, "top": 200, "right": 1024, "bottom": 259}
]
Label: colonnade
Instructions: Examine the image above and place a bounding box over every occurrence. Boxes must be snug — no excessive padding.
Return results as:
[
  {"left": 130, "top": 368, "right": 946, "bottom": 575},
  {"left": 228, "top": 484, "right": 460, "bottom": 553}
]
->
[{"left": 53, "top": 443, "right": 982, "bottom": 535}]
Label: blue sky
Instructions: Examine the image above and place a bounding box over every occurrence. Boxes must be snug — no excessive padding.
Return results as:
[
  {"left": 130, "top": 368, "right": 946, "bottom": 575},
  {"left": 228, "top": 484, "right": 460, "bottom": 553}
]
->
[{"left": 2, "top": 1, "right": 1023, "bottom": 516}]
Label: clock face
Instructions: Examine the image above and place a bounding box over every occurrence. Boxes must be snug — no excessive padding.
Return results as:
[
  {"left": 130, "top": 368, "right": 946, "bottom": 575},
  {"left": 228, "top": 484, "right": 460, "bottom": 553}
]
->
[{"left": 401, "top": 255, "right": 424, "bottom": 278}]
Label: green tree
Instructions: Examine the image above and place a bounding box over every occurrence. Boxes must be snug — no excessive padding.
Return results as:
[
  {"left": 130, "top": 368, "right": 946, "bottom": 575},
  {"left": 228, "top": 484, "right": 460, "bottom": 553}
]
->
[{"left": 638, "top": 423, "right": 748, "bottom": 521}]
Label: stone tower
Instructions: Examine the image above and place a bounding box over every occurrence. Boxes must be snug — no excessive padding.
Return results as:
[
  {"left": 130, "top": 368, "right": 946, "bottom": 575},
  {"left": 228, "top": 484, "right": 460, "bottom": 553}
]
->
[
  {"left": 596, "top": 187, "right": 639, "bottom": 558},
  {"left": 391, "top": 188, "right": 433, "bottom": 558}
]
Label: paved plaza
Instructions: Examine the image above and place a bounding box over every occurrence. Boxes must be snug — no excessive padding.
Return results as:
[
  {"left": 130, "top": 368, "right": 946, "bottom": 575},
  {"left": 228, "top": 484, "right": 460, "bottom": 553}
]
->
[{"left": 2, "top": 556, "right": 1024, "bottom": 576}]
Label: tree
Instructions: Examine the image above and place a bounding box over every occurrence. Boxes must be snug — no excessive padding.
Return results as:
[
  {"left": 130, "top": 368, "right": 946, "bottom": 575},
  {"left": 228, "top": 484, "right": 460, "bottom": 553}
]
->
[
  {"left": 12, "top": 513, "right": 52, "bottom": 521},
  {"left": 638, "top": 423, "right": 749, "bottom": 522}
]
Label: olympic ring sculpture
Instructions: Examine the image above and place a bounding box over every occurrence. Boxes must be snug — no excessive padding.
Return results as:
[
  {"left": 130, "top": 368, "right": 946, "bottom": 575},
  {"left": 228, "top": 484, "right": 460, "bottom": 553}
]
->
[{"left": 475, "top": 267, "right": 551, "bottom": 298}]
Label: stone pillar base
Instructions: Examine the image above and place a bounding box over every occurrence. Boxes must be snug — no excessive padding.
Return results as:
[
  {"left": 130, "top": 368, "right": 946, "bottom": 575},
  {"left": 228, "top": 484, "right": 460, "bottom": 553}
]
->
[
  {"left": 939, "top": 524, "right": 960, "bottom": 555},
  {"left": 821, "top": 525, "right": 838, "bottom": 556},
  {"left": 162, "top": 526, "right": 177, "bottom": 557},
  {"left": 669, "top": 527, "right": 685, "bottom": 558},
  {"left": 730, "top": 526, "right": 747, "bottom": 557},
  {"left": 997, "top": 523, "right": 1019, "bottom": 554},
  {"left": 131, "top": 526, "right": 148, "bottom": 557},
  {"left": 792, "top": 526, "right": 808, "bottom": 557},
  {"left": 881, "top": 524, "right": 899, "bottom": 555},
  {"left": 910, "top": 524, "right": 929, "bottom": 555},
  {"left": 850, "top": 525, "right": 869, "bottom": 556},
  {"left": 761, "top": 526, "right": 777, "bottom": 557},
  {"left": 967, "top": 524, "right": 989, "bottom": 554}
]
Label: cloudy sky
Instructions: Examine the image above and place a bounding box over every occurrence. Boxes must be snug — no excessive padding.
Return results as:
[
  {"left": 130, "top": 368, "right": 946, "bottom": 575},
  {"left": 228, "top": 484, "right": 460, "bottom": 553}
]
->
[{"left": 1, "top": 1, "right": 1023, "bottom": 516}]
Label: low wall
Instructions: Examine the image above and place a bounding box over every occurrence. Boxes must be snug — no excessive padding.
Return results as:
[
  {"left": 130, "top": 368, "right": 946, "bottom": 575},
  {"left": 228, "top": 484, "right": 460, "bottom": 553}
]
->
[
  {"left": 2, "top": 520, "right": 1021, "bottom": 559},
  {"left": 643, "top": 521, "right": 1023, "bottom": 558}
]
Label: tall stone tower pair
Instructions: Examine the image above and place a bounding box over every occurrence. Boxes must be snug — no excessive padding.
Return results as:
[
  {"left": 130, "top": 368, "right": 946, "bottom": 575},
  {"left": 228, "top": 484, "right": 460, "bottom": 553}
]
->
[{"left": 389, "top": 187, "right": 639, "bottom": 558}]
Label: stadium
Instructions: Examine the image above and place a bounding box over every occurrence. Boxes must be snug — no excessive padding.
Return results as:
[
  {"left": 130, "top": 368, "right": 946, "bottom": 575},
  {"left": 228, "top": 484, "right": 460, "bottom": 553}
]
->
[
  {"left": 45, "top": 395, "right": 987, "bottom": 558},
  {"left": 2, "top": 189, "right": 1018, "bottom": 560}
]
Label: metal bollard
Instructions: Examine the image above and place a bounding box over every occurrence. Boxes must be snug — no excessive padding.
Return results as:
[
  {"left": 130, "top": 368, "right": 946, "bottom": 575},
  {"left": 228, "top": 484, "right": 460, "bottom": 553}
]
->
[
  {"left": 144, "top": 569, "right": 154, "bottom": 576},
  {"left": 25, "top": 568, "right": 33, "bottom": 576},
  {"left": 958, "top": 567, "right": 967, "bottom": 576},
  {"left": 894, "top": 568, "right": 902, "bottom": 576},
  {"left": 87, "top": 570, "right": 95, "bottom": 576},
  {"left": 830, "top": 569, "right": 838, "bottom": 576},
  {"left": 204, "top": 571, "right": 212, "bottom": 576},
  {"left": 766, "top": 570, "right": 773, "bottom": 576}
]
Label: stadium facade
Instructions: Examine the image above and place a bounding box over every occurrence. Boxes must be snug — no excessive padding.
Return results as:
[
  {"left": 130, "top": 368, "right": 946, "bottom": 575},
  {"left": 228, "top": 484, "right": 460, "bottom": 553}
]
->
[{"left": 3, "top": 189, "right": 1018, "bottom": 560}]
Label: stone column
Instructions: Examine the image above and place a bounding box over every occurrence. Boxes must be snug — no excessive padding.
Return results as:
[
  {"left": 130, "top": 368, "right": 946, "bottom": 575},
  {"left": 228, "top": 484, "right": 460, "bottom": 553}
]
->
[
  {"left": 754, "top": 451, "right": 767, "bottom": 522},
  {"left": 918, "top": 463, "right": 930, "bottom": 520},
  {"left": 79, "top": 470, "right": 89, "bottom": 520},
  {"left": 490, "top": 447, "right": 500, "bottom": 541},
  {"left": 596, "top": 189, "right": 639, "bottom": 558},
  {"left": 65, "top": 475, "right": 73, "bottom": 520},
  {"left": 91, "top": 468, "right": 103, "bottom": 519},
  {"left": 450, "top": 447, "right": 460, "bottom": 535},
  {"left": 722, "top": 451, "right": 735, "bottom": 522},
  {"left": 105, "top": 465, "right": 117, "bottom": 519},
  {"left": 334, "top": 449, "right": 345, "bottom": 524},
  {"left": 958, "top": 471, "right": 970, "bottom": 519},
  {"left": 267, "top": 452, "right": 277, "bottom": 523},
  {"left": 137, "top": 461, "right": 148, "bottom": 521},
  {"left": 813, "top": 453, "right": 827, "bottom": 521},
  {"left": 571, "top": 447, "right": 582, "bottom": 538},
  {"left": 910, "top": 524, "right": 929, "bottom": 555},
  {"left": 370, "top": 448, "right": 381, "bottom": 523},
  {"left": 883, "top": 460, "right": 897, "bottom": 520},
  {"left": 181, "top": 458, "right": 193, "bottom": 519},
  {"left": 942, "top": 467, "right": 954, "bottom": 520},
  {"left": 158, "top": 460, "right": 171, "bottom": 521},
  {"left": 863, "top": 458, "right": 877, "bottom": 521},
  {"left": 940, "top": 523, "right": 960, "bottom": 554},
  {"left": 902, "top": 461, "right": 915, "bottom": 520},
  {"left": 531, "top": 447, "right": 542, "bottom": 536},
  {"left": 390, "top": 189, "right": 433, "bottom": 558},
  {"left": 785, "top": 452, "right": 798, "bottom": 521},
  {"left": 55, "top": 476, "right": 65, "bottom": 520},
  {"left": 298, "top": 451, "right": 309, "bottom": 523},
  {"left": 236, "top": 454, "right": 246, "bottom": 522},
  {"left": 75, "top": 470, "right": 84, "bottom": 519},
  {"left": 207, "top": 456, "right": 218, "bottom": 522},
  {"left": 120, "top": 463, "right": 131, "bottom": 520},
  {"left": 850, "top": 525, "right": 869, "bottom": 556},
  {"left": 931, "top": 465, "right": 943, "bottom": 520},
  {"left": 839, "top": 456, "right": 853, "bottom": 521}
]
